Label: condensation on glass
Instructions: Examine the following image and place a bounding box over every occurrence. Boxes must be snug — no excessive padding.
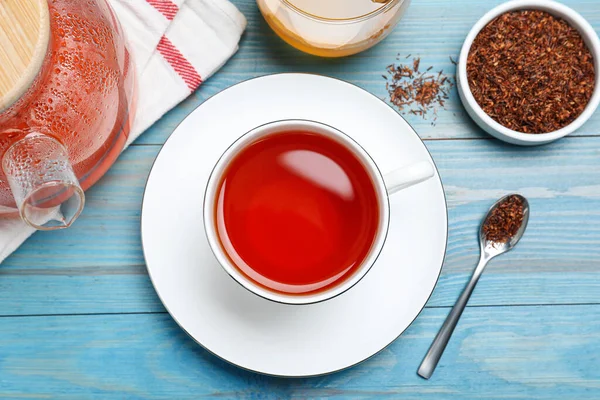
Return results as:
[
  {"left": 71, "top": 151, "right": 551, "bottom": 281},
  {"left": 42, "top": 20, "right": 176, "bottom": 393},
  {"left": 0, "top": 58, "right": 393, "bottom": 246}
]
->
[{"left": 0, "top": 0, "right": 135, "bottom": 229}]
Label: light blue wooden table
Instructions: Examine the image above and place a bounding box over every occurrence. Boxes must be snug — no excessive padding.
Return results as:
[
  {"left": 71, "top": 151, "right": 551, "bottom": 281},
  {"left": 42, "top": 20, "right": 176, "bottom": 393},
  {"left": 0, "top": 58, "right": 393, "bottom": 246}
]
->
[{"left": 1, "top": 0, "right": 600, "bottom": 398}]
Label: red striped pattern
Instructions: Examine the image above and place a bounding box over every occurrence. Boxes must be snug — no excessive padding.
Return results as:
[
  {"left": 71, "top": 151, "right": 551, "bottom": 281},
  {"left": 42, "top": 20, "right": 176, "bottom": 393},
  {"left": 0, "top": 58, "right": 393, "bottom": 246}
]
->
[
  {"left": 157, "top": 35, "right": 203, "bottom": 91},
  {"left": 146, "top": 0, "right": 179, "bottom": 21}
]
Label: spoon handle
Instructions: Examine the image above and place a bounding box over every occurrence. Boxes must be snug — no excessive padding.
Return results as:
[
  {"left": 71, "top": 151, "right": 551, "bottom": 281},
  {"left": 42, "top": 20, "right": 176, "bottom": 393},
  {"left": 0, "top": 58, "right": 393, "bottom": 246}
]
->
[{"left": 417, "top": 256, "right": 488, "bottom": 379}]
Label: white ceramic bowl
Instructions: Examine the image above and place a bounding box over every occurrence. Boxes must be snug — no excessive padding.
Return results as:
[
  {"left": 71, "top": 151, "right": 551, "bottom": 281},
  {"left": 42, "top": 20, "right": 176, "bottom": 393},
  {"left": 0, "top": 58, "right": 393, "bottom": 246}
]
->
[{"left": 457, "top": 0, "right": 600, "bottom": 145}]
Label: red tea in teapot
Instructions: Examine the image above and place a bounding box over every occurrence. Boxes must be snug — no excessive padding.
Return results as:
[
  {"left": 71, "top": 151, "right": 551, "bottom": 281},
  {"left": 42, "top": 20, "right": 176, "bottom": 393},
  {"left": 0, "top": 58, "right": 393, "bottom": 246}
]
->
[
  {"left": 0, "top": 0, "right": 134, "bottom": 226},
  {"left": 214, "top": 130, "right": 380, "bottom": 295}
]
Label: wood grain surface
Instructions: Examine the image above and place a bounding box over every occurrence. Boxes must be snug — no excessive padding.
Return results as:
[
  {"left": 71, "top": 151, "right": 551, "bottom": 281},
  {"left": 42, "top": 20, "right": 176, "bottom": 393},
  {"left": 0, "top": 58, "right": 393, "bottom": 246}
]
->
[
  {"left": 1, "top": 0, "right": 599, "bottom": 398},
  {"left": 0, "top": 306, "right": 599, "bottom": 399}
]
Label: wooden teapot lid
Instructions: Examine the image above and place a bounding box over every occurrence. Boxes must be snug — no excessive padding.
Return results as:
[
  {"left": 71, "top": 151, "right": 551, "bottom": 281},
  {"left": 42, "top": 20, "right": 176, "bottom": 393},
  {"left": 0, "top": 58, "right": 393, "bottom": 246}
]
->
[{"left": 0, "top": 0, "right": 49, "bottom": 112}]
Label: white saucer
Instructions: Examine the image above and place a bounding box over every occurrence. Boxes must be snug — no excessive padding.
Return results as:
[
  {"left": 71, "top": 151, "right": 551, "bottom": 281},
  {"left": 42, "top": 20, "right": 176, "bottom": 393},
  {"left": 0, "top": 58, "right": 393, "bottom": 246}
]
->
[{"left": 141, "top": 74, "right": 448, "bottom": 377}]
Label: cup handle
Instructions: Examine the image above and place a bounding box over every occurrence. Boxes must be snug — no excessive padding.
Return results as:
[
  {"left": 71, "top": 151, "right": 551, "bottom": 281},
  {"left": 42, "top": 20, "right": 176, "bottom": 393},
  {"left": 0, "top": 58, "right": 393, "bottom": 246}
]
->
[{"left": 383, "top": 161, "right": 435, "bottom": 195}]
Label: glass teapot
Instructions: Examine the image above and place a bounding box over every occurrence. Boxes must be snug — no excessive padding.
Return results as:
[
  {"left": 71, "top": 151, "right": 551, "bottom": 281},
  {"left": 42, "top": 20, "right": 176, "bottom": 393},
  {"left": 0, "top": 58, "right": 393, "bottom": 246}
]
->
[{"left": 0, "top": 0, "right": 135, "bottom": 230}]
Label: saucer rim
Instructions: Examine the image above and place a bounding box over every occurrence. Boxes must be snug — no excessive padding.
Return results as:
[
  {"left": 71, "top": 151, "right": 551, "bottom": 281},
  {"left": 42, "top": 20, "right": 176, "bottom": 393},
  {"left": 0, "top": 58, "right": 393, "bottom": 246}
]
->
[{"left": 140, "top": 72, "right": 448, "bottom": 378}]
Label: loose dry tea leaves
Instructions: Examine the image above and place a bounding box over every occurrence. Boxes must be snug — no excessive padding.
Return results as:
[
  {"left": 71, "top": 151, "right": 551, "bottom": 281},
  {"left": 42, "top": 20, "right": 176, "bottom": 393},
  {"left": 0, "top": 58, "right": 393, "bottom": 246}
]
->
[
  {"left": 482, "top": 195, "right": 524, "bottom": 243},
  {"left": 384, "top": 56, "right": 455, "bottom": 121},
  {"left": 467, "top": 10, "right": 595, "bottom": 134}
]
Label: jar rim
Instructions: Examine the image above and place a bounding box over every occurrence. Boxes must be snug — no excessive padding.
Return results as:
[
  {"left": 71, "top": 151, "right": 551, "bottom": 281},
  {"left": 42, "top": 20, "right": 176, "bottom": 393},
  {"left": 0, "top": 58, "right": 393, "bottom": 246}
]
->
[{"left": 280, "top": 0, "right": 404, "bottom": 23}]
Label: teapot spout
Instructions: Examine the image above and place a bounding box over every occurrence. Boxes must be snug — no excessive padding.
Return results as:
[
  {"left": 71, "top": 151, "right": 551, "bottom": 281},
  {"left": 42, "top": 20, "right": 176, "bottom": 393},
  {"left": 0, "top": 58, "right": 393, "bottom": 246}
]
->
[{"left": 2, "top": 133, "right": 84, "bottom": 230}]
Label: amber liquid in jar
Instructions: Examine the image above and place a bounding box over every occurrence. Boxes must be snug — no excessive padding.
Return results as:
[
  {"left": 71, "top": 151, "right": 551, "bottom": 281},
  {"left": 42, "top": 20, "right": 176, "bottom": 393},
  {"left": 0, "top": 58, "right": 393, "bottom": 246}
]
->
[
  {"left": 0, "top": 0, "right": 135, "bottom": 210},
  {"left": 257, "top": 0, "right": 410, "bottom": 57}
]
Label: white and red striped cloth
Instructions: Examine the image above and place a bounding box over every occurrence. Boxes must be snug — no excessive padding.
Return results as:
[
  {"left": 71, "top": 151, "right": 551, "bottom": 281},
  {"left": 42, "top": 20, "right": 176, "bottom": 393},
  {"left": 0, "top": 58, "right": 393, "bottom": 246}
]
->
[
  {"left": 113, "top": 0, "right": 247, "bottom": 138},
  {"left": 0, "top": 0, "right": 246, "bottom": 263}
]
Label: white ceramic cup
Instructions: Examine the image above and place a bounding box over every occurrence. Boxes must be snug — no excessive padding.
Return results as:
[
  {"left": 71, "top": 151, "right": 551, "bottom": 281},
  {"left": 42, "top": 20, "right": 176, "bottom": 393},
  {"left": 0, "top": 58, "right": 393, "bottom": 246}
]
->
[{"left": 203, "top": 120, "right": 434, "bottom": 305}]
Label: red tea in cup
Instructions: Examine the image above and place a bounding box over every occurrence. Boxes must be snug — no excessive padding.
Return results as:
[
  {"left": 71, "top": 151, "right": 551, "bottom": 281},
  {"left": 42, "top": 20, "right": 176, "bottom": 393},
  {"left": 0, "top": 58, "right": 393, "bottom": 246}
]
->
[{"left": 214, "top": 130, "right": 380, "bottom": 295}]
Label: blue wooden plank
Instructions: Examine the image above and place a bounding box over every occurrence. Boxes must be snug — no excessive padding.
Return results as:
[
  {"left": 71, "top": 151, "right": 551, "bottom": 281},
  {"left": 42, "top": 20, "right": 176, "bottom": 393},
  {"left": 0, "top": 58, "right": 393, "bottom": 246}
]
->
[
  {"left": 1, "top": 137, "right": 599, "bottom": 315},
  {"left": 0, "top": 305, "right": 598, "bottom": 399},
  {"left": 0, "top": 275, "right": 161, "bottom": 316},
  {"left": 135, "top": 0, "right": 600, "bottom": 145}
]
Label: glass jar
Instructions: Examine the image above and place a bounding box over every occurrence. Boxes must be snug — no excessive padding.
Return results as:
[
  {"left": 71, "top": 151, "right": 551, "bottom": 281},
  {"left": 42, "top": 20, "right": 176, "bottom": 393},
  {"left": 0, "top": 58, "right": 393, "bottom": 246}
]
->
[{"left": 257, "top": 0, "right": 411, "bottom": 57}]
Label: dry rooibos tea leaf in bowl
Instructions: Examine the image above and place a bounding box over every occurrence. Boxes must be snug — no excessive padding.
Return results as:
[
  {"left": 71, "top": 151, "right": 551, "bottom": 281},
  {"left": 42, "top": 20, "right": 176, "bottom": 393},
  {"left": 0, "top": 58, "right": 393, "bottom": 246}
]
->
[{"left": 467, "top": 10, "right": 595, "bottom": 134}]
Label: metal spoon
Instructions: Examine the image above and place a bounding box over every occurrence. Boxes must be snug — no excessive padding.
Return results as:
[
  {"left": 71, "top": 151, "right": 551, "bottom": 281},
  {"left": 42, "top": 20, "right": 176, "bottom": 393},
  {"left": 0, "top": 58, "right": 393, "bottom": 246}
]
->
[{"left": 417, "top": 194, "right": 530, "bottom": 379}]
